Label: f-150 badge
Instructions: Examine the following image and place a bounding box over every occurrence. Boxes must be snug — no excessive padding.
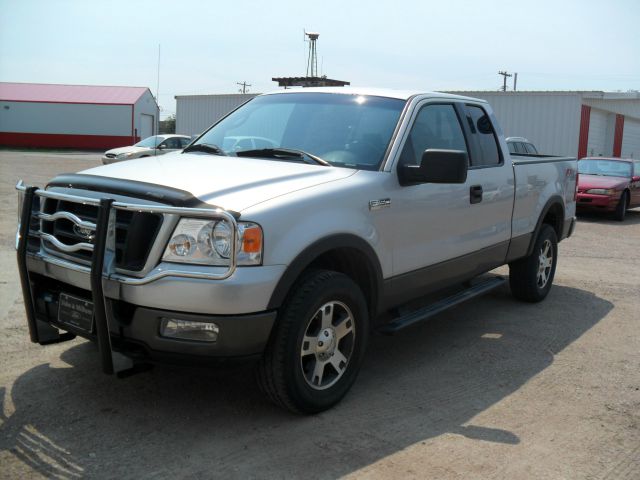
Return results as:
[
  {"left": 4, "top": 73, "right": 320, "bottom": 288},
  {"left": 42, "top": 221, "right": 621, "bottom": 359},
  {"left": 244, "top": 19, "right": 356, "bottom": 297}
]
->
[{"left": 369, "top": 198, "right": 391, "bottom": 211}]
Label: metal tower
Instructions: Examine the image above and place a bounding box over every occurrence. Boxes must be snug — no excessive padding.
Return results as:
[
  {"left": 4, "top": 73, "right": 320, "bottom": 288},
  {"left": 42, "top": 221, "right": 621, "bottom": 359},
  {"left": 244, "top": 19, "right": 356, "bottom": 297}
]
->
[{"left": 305, "top": 31, "right": 320, "bottom": 77}]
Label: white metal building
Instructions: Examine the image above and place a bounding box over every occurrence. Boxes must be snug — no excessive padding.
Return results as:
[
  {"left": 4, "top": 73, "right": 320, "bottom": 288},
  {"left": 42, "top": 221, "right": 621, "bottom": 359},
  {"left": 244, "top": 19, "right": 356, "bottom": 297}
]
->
[
  {"left": 0, "top": 82, "right": 158, "bottom": 149},
  {"left": 175, "top": 93, "right": 258, "bottom": 137},
  {"left": 446, "top": 91, "right": 640, "bottom": 159}
]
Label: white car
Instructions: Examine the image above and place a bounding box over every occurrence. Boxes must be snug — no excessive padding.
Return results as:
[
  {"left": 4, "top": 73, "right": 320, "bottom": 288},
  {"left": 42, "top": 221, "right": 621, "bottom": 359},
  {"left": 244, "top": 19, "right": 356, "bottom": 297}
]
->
[
  {"left": 506, "top": 136, "right": 539, "bottom": 155},
  {"left": 102, "top": 135, "right": 192, "bottom": 164}
]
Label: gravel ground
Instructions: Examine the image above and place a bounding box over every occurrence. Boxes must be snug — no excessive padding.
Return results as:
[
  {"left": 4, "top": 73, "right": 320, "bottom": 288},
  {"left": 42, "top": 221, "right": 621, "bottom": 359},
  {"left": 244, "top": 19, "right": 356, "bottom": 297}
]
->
[{"left": 0, "top": 150, "right": 638, "bottom": 479}]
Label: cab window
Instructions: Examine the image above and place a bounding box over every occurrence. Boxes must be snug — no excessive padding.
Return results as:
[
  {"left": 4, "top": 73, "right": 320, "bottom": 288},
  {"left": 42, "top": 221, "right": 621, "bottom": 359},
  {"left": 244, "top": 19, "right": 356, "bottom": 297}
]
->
[
  {"left": 466, "top": 105, "right": 501, "bottom": 166},
  {"left": 399, "top": 104, "right": 467, "bottom": 166}
]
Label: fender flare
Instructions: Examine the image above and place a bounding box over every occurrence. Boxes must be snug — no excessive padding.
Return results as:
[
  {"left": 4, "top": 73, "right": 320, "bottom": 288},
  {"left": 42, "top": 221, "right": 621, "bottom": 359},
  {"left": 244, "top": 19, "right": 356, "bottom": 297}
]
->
[
  {"left": 526, "top": 195, "right": 565, "bottom": 256},
  {"left": 266, "top": 234, "right": 383, "bottom": 314}
]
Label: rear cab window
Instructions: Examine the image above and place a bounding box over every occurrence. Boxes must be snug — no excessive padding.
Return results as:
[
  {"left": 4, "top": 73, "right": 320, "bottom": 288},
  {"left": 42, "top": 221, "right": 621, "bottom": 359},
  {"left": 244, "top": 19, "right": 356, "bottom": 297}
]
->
[{"left": 464, "top": 104, "right": 502, "bottom": 167}]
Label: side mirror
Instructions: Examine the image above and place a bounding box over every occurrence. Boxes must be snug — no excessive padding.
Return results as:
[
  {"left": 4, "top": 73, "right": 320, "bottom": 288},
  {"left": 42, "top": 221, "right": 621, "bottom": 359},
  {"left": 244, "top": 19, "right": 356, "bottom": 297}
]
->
[
  {"left": 157, "top": 144, "right": 166, "bottom": 150},
  {"left": 398, "top": 149, "right": 468, "bottom": 186},
  {"left": 632, "top": 175, "right": 640, "bottom": 182}
]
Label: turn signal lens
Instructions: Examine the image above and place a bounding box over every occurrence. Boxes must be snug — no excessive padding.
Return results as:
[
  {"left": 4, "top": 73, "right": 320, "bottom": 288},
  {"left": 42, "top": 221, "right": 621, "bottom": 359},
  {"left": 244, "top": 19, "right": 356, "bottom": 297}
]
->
[{"left": 242, "top": 225, "right": 262, "bottom": 253}]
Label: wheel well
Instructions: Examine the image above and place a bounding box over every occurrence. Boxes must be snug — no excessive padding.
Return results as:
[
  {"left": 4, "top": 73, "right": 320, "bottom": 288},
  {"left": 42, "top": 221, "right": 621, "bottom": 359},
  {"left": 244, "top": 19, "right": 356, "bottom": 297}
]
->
[
  {"left": 306, "top": 248, "right": 378, "bottom": 318},
  {"left": 541, "top": 202, "right": 564, "bottom": 239}
]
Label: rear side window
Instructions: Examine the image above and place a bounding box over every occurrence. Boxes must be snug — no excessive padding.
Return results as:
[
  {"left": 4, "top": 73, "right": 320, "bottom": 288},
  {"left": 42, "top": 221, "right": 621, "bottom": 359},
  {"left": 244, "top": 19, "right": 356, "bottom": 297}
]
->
[
  {"left": 634, "top": 161, "right": 640, "bottom": 176},
  {"left": 399, "top": 104, "right": 467, "bottom": 166},
  {"left": 524, "top": 142, "right": 538, "bottom": 154},
  {"left": 507, "top": 142, "right": 517, "bottom": 154},
  {"left": 466, "top": 105, "right": 501, "bottom": 166}
]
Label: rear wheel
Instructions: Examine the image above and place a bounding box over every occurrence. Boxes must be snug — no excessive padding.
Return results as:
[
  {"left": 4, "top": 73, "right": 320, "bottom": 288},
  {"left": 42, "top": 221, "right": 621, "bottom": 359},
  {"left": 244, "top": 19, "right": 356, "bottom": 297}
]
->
[
  {"left": 257, "top": 270, "right": 369, "bottom": 413},
  {"left": 509, "top": 224, "right": 558, "bottom": 303},
  {"left": 614, "top": 191, "right": 629, "bottom": 222}
]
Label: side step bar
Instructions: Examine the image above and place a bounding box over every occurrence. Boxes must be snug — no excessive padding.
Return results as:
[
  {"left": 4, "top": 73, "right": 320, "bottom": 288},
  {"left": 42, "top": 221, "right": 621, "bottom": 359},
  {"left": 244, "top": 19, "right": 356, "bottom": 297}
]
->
[{"left": 378, "top": 276, "right": 506, "bottom": 335}]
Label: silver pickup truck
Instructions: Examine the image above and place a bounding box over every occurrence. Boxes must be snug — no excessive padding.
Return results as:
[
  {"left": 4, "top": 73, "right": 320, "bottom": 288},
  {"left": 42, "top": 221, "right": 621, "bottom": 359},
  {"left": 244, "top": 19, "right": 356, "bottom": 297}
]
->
[{"left": 16, "top": 88, "right": 577, "bottom": 413}]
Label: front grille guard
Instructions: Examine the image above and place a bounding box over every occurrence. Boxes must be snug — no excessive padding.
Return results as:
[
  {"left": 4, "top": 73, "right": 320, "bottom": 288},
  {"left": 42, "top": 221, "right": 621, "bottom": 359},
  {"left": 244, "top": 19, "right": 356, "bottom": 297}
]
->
[{"left": 16, "top": 180, "right": 238, "bottom": 375}]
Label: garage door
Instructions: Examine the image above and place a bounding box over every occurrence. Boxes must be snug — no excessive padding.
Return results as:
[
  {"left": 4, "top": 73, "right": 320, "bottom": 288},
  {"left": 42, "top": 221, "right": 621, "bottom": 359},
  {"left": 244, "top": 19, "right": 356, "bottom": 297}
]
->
[
  {"left": 621, "top": 118, "right": 640, "bottom": 159},
  {"left": 587, "top": 108, "right": 609, "bottom": 157},
  {"left": 140, "top": 114, "right": 154, "bottom": 140}
]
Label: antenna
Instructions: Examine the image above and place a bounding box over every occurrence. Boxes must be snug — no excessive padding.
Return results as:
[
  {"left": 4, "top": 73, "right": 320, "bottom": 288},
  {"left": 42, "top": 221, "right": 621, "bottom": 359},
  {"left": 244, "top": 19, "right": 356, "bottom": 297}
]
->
[{"left": 305, "top": 31, "right": 320, "bottom": 77}]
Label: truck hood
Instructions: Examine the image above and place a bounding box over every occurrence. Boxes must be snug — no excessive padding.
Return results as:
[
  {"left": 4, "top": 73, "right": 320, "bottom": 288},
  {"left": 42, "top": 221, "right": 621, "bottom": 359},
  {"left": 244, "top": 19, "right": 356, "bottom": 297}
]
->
[
  {"left": 81, "top": 152, "right": 357, "bottom": 211},
  {"left": 578, "top": 174, "right": 629, "bottom": 190}
]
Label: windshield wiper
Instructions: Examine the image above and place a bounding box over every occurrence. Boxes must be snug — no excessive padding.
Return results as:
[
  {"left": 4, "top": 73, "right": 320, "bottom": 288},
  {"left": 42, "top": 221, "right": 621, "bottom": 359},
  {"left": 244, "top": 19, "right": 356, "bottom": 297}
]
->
[
  {"left": 235, "top": 148, "right": 331, "bottom": 167},
  {"left": 182, "top": 143, "right": 226, "bottom": 155}
]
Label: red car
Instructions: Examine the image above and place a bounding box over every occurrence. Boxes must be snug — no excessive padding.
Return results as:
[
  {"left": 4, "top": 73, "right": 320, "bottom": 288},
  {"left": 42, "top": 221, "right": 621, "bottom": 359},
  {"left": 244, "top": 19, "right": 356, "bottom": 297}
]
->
[{"left": 577, "top": 157, "right": 640, "bottom": 221}]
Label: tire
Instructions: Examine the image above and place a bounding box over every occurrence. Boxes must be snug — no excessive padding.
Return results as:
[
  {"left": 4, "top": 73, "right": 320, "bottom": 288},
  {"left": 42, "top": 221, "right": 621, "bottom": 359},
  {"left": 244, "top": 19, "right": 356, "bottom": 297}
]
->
[
  {"left": 257, "top": 270, "right": 369, "bottom": 414},
  {"left": 613, "top": 191, "right": 629, "bottom": 222},
  {"left": 509, "top": 224, "right": 558, "bottom": 303}
]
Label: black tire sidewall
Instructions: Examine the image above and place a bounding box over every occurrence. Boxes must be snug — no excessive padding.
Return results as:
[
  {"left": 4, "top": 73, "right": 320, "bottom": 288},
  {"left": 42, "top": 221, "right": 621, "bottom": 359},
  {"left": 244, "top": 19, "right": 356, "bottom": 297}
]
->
[
  {"left": 615, "top": 192, "right": 628, "bottom": 221},
  {"left": 282, "top": 272, "right": 369, "bottom": 413}
]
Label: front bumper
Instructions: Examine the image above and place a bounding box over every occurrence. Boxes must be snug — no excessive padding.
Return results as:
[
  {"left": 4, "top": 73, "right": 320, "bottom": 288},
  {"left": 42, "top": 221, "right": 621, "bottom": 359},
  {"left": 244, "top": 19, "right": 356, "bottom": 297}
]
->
[
  {"left": 16, "top": 182, "right": 279, "bottom": 374},
  {"left": 576, "top": 192, "right": 619, "bottom": 211},
  {"left": 27, "top": 271, "right": 276, "bottom": 361}
]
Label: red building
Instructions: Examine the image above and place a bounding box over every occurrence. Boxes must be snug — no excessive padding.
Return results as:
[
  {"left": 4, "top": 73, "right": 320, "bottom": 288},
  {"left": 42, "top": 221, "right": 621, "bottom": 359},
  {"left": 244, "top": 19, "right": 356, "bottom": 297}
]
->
[{"left": 0, "top": 82, "right": 158, "bottom": 149}]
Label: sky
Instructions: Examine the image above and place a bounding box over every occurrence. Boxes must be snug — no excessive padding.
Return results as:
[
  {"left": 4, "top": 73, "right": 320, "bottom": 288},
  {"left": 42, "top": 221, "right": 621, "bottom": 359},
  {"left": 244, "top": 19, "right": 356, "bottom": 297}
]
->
[{"left": 1, "top": 0, "right": 639, "bottom": 119}]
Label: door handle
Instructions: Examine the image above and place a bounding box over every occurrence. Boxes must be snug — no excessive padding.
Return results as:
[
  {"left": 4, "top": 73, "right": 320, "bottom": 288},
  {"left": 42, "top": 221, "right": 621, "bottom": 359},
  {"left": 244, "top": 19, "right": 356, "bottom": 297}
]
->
[{"left": 470, "top": 185, "right": 483, "bottom": 204}]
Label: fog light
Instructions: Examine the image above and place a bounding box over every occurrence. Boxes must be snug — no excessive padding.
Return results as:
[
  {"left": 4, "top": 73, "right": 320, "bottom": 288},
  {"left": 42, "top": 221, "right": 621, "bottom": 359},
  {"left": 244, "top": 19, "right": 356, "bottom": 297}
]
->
[{"left": 160, "top": 318, "right": 219, "bottom": 342}]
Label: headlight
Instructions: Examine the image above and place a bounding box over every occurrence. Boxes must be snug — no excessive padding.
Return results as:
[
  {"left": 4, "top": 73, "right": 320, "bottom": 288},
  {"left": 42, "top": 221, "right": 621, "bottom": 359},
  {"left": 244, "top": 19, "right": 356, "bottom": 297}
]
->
[
  {"left": 586, "top": 188, "right": 615, "bottom": 195},
  {"left": 162, "top": 218, "right": 262, "bottom": 266},
  {"left": 116, "top": 152, "right": 134, "bottom": 159}
]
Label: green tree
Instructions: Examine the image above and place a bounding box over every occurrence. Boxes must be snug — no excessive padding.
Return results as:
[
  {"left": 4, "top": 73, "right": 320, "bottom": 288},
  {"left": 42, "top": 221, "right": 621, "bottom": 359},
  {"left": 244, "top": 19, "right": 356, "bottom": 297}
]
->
[{"left": 159, "top": 114, "right": 176, "bottom": 134}]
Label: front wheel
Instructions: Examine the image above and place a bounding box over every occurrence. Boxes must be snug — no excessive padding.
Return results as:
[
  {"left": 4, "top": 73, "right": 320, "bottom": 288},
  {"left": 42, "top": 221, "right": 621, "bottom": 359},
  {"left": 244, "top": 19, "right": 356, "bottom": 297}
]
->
[
  {"left": 614, "top": 191, "right": 629, "bottom": 222},
  {"left": 257, "top": 270, "right": 369, "bottom": 413},
  {"left": 509, "top": 224, "right": 558, "bottom": 303}
]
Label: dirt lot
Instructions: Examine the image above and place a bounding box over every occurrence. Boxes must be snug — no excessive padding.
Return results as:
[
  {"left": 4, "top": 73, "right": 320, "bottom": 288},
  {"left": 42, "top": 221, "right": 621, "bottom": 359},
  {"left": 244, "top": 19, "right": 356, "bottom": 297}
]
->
[{"left": 0, "top": 150, "right": 638, "bottom": 479}]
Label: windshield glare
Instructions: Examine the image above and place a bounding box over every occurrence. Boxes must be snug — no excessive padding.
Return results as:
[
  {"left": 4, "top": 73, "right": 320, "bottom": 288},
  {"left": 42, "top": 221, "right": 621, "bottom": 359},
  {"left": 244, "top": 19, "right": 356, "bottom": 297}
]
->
[
  {"left": 578, "top": 159, "right": 631, "bottom": 177},
  {"left": 135, "top": 136, "right": 163, "bottom": 148},
  {"left": 195, "top": 93, "right": 406, "bottom": 170}
]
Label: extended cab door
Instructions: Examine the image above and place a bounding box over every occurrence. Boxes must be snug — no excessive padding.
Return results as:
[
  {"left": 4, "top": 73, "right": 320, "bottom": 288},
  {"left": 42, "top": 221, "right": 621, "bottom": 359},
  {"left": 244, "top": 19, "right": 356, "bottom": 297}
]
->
[{"left": 388, "top": 100, "right": 514, "bottom": 301}]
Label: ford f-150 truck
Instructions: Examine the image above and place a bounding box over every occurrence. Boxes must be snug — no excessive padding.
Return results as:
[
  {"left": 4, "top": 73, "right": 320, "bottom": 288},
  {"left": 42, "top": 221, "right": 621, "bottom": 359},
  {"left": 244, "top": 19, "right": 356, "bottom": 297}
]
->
[{"left": 16, "top": 88, "right": 578, "bottom": 413}]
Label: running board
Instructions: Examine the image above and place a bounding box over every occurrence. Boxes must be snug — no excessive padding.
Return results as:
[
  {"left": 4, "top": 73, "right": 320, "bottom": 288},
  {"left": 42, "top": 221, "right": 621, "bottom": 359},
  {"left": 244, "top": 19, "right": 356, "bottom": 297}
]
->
[{"left": 378, "top": 276, "right": 506, "bottom": 335}]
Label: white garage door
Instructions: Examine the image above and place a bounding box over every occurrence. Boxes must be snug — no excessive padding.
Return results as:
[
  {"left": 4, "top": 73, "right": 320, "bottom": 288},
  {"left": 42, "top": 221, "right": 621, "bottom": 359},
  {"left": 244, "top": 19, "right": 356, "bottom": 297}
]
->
[
  {"left": 140, "top": 114, "right": 154, "bottom": 140},
  {"left": 587, "top": 108, "right": 609, "bottom": 157},
  {"left": 621, "top": 118, "right": 640, "bottom": 159}
]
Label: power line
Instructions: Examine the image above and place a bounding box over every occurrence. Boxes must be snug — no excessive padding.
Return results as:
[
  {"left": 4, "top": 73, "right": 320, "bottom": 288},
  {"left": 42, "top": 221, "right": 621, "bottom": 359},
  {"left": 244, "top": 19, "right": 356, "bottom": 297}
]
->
[
  {"left": 498, "top": 70, "right": 512, "bottom": 92},
  {"left": 237, "top": 81, "right": 251, "bottom": 94}
]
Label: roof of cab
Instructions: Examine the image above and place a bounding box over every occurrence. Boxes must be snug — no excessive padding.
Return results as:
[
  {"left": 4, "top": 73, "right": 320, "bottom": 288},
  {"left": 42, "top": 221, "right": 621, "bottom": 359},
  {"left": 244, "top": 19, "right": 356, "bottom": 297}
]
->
[{"left": 260, "top": 86, "right": 486, "bottom": 103}]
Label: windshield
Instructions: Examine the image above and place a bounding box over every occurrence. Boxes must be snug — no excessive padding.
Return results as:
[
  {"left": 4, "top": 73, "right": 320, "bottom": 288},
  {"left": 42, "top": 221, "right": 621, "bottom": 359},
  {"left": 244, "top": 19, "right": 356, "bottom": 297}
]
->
[
  {"left": 578, "top": 159, "right": 631, "bottom": 177},
  {"left": 194, "top": 93, "right": 406, "bottom": 170},
  {"left": 135, "top": 136, "right": 164, "bottom": 148}
]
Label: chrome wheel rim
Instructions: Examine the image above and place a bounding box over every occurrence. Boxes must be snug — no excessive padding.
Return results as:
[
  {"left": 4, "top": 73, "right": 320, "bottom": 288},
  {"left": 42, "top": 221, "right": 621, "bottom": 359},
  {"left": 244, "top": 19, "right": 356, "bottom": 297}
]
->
[
  {"left": 300, "top": 301, "right": 356, "bottom": 390},
  {"left": 537, "top": 239, "right": 553, "bottom": 289}
]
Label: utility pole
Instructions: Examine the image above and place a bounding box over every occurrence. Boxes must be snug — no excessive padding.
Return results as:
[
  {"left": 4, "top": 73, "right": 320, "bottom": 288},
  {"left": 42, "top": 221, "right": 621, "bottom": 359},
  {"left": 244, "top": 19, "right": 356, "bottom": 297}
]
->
[
  {"left": 498, "top": 70, "right": 512, "bottom": 92},
  {"left": 237, "top": 81, "right": 251, "bottom": 94},
  {"left": 513, "top": 72, "right": 518, "bottom": 92}
]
